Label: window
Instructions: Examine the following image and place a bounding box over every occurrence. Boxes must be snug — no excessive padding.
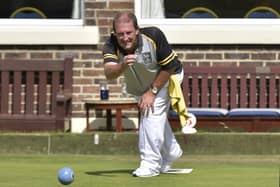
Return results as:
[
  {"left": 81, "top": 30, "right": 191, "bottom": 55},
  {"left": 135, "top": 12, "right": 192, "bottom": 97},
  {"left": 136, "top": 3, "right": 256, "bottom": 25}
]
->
[
  {"left": 1, "top": 0, "right": 81, "bottom": 19},
  {"left": 0, "top": 0, "right": 82, "bottom": 26},
  {"left": 0, "top": 0, "right": 99, "bottom": 45},
  {"left": 245, "top": 6, "right": 280, "bottom": 18},
  {"left": 135, "top": 0, "right": 280, "bottom": 44},
  {"left": 163, "top": 0, "right": 280, "bottom": 18}
]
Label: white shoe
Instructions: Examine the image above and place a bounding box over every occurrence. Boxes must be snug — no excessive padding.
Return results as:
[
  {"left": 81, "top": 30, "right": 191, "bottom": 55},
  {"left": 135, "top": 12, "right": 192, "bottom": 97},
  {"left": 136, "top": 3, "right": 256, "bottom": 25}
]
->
[
  {"left": 132, "top": 167, "right": 159, "bottom": 177},
  {"left": 160, "top": 149, "right": 183, "bottom": 173}
]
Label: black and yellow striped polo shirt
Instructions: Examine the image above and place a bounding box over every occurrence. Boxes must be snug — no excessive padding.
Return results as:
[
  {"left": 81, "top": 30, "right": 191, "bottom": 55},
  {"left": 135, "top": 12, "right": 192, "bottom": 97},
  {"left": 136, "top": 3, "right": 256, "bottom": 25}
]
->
[{"left": 103, "top": 26, "right": 182, "bottom": 96}]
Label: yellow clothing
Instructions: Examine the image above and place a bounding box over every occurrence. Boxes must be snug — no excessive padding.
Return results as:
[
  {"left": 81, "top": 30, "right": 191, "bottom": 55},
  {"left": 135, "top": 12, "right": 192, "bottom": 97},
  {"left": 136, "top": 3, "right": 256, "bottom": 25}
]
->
[{"left": 169, "top": 75, "right": 189, "bottom": 127}]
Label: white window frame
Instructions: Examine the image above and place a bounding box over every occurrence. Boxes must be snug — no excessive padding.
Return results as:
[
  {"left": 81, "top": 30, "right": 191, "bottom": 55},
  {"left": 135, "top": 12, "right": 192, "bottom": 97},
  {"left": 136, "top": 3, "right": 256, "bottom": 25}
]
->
[
  {"left": 135, "top": 1, "right": 280, "bottom": 44},
  {"left": 0, "top": 1, "right": 99, "bottom": 45}
]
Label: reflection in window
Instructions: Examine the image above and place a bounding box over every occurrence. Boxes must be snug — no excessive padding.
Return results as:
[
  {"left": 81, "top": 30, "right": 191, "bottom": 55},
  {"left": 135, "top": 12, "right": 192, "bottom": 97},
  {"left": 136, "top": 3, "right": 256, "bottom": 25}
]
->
[
  {"left": 0, "top": 0, "right": 81, "bottom": 19},
  {"left": 141, "top": 0, "right": 280, "bottom": 19},
  {"left": 10, "top": 7, "right": 47, "bottom": 18},
  {"left": 245, "top": 6, "right": 280, "bottom": 18},
  {"left": 182, "top": 7, "right": 218, "bottom": 18}
]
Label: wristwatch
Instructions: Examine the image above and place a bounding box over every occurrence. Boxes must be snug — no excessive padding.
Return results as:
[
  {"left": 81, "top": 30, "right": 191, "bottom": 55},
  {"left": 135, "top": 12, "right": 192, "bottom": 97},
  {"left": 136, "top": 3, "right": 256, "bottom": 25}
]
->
[{"left": 151, "top": 86, "right": 159, "bottom": 95}]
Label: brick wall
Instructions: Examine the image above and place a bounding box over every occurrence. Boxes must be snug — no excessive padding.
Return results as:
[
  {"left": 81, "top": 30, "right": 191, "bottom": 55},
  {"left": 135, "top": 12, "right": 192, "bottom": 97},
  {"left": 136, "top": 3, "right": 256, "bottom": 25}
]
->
[
  {"left": 84, "top": 0, "right": 134, "bottom": 43},
  {"left": 175, "top": 45, "right": 280, "bottom": 67},
  {"left": 1, "top": 1, "right": 280, "bottom": 124}
]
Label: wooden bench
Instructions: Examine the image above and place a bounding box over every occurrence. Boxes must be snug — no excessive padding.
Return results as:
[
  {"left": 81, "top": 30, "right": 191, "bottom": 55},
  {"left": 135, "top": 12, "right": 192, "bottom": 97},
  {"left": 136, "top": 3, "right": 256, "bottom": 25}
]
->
[
  {"left": 0, "top": 58, "right": 73, "bottom": 132},
  {"left": 169, "top": 65, "right": 280, "bottom": 132}
]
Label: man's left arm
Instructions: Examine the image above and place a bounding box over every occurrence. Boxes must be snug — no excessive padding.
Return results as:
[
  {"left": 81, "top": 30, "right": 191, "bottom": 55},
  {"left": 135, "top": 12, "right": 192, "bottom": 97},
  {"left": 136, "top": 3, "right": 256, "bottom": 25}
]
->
[{"left": 139, "top": 67, "right": 175, "bottom": 113}]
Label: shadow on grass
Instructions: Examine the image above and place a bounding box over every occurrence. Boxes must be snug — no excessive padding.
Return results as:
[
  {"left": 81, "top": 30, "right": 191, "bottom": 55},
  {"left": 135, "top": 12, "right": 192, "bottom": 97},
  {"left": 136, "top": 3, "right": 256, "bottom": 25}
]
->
[{"left": 85, "top": 169, "right": 133, "bottom": 176}]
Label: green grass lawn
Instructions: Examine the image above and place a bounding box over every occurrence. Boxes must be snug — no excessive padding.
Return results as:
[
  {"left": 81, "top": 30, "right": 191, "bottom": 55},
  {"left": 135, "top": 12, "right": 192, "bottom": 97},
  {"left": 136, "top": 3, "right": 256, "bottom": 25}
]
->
[{"left": 0, "top": 154, "right": 278, "bottom": 187}]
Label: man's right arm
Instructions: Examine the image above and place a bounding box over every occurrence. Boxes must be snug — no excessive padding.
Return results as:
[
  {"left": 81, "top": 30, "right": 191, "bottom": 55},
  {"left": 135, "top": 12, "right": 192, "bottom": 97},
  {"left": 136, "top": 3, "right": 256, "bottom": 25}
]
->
[
  {"left": 104, "top": 62, "right": 126, "bottom": 80},
  {"left": 104, "top": 54, "right": 137, "bottom": 80},
  {"left": 103, "top": 37, "right": 124, "bottom": 80}
]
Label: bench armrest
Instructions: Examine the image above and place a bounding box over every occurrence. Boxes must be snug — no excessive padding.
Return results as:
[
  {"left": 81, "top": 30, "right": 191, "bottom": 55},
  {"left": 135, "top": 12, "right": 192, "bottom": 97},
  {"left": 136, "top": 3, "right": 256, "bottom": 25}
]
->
[{"left": 56, "top": 90, "right": 72, "bottom": 103}]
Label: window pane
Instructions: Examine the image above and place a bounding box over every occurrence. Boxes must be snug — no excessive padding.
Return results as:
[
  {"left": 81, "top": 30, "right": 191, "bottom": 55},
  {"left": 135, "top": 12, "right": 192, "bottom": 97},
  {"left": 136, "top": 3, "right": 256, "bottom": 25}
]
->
[
  {"left": 143, "top": 0, "right": 280, "bottom": 18},
  {"left": 0, "top": 0, "right": 81, "bottom": 19},
  {"left": 136, "top": 0, "right": 280, "bottom": 44}
]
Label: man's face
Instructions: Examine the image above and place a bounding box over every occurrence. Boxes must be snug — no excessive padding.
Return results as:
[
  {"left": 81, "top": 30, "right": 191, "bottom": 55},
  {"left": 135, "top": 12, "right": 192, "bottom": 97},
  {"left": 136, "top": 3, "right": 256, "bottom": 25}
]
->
[{"left": 114, "top": 20, "right": 139, "bottom": 54}]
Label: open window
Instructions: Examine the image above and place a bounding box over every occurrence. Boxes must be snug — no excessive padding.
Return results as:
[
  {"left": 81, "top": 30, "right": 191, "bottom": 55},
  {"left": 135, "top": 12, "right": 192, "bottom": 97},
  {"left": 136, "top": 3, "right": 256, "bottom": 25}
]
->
[{"left": 135, "top": 0, "right": 280, "bottom": 44}]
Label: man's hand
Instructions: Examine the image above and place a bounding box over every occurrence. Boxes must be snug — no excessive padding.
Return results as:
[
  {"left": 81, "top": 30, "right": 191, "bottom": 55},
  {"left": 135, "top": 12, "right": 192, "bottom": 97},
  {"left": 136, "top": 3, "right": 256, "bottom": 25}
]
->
[
  {"left": 103, "top": 54, "right": 137, "bottom": 80},
  {"left": 139, "top": 89, "right": 156, "bottom": 117},
  {"left": 123, "top": 54, "right": 137, "bottom": 66}
]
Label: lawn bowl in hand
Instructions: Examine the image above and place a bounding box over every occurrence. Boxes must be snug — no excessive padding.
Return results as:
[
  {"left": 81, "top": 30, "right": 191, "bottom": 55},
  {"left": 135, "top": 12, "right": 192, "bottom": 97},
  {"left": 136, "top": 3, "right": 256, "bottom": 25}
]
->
[
  {"left": 182, "top": 113, "right": 197, "bottom": 134},
  {"left": 58, "top": 167, "right": 74, "bottom": 185}
]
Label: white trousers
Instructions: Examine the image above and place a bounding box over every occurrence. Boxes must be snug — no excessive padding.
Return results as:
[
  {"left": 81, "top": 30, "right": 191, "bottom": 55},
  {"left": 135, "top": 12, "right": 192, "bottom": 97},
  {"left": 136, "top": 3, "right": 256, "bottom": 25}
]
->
[{"left": 137, "top": 70, "right": 183, "bottom": 171}]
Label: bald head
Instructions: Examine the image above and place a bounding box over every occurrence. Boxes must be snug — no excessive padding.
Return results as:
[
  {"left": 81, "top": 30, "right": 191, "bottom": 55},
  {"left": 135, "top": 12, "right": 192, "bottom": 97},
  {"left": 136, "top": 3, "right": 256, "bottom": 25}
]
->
[{"left": 113, "top": 12, "right": 139, "bottom": 33}]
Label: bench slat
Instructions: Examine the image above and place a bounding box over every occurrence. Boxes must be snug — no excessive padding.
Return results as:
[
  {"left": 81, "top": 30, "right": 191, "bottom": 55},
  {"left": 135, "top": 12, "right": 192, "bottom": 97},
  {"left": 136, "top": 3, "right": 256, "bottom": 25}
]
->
[
  {"left": 1, "top": 72, "right": 9, "bottom": 114},
  {"left": 13, "top": 71, "right": 22, "bottom": 114},
  {"left": 220, "top": 75, "right": 227, "bottom": 108},
  {"left": 239, "top": 75, "right": 247, "bottom": 108},
  {"left": 211, "top": 76, "right": 218, "bottom": 108},
  {"left": 38, "top": 72, "right": 47, "bottom": 115},
  {"left": 201, "top": 75, "right": 208, "bottom": 107},
  {"left": 259, "top": 75, "right": 266, "bottom": 108},
  {"left": 51, "top": 72, "right": 60, "bottom": 115},
  {"left": 269, "top": 76, "right": 276, "bottom": 108},
  {"left": 192, "top": 75, "right": 199, "bottom": 107},
  {"left": 64, "top": 58, "right": 73, "bottom": 90},
  {"left": 249, "top": 75, "right": 256, "bottom": 108},
  {"left": 230, "top": 76, "right": 237, "bottom": 108},
  {"left": 26, "top": 72, "right": 35, "bottom": 114}
]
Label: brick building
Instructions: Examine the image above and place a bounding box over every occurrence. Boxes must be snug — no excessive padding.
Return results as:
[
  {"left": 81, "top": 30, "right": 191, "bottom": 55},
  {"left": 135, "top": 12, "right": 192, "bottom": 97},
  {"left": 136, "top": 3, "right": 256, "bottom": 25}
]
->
[{"left": 1, "top": 0, "right": 280, "bottom": 132}]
